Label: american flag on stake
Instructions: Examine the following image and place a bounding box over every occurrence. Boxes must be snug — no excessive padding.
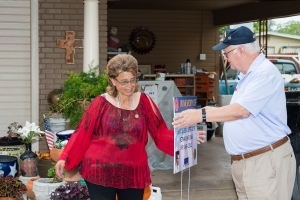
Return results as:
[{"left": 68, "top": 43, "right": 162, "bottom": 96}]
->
[{"left": 43, "top": 114, "right": 55, "bottom": 150}]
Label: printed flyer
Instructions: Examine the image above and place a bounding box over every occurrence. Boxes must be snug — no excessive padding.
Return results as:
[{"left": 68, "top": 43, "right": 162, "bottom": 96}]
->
[{"left": 173, "top": 96, "right": 198, "bottom": 174}]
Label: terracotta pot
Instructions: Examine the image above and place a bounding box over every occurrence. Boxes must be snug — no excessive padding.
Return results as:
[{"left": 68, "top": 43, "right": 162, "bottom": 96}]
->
[
  {"left": 0, "top": 198, "right": 23, "bottom": 200},
  {"left": 26, "top": 177, "right": 41, "bottom": 199},
  {"left": 50, "top": 148, "right": 63, "bottom": 162}
]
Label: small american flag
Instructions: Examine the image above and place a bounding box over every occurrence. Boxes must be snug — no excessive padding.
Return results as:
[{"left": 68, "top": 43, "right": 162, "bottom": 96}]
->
[{"left": 43, "top": 116, "right": 55, "bottom": 150}]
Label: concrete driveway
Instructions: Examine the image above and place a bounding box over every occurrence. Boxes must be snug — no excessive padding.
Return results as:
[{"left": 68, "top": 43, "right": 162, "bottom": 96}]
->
[{"left": 151, "top": 136, "right": 238, "bottom": 200}]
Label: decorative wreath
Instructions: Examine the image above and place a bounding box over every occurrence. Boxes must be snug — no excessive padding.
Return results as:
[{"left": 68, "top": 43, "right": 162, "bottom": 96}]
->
[{"left": 129, "top": 27, "right": 156, "bottom": 55}]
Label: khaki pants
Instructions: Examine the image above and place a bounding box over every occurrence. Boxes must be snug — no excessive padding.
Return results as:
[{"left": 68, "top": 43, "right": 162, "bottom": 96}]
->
[{"left": 231, "top": 139, "right": 296, "bottom": 200}]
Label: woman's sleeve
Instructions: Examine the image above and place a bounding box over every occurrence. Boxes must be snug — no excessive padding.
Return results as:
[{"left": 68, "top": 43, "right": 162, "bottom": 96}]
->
[
  {"left": 144, "top": 94, "right": 174, "bottom": 156},
  {"left": 59, "top": 96, "right": 103, "bottom": 170}
]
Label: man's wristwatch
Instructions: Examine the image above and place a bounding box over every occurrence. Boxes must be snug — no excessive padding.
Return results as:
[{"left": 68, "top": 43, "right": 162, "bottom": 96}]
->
[{"left": 202, "top": 108, "right": 206, "bottom": 122}]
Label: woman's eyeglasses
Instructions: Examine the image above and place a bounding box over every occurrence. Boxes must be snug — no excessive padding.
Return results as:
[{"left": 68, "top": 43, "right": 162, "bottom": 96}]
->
[
  {"left": 223, "top": 47, "right": 238, "bottom": 58},
  {"left": 115, "top": 78, "right": 139, "bottom": 86}
]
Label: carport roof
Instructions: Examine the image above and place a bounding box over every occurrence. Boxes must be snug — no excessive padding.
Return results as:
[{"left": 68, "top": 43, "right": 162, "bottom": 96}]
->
[{"left": 108, "top": 0, "right": 300, "bottom": 26}]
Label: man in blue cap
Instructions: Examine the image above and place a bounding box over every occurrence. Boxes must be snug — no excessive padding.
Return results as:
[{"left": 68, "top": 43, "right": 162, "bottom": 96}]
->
[{"left": 173, "top": 26, "right": 296, "bottom": 199}]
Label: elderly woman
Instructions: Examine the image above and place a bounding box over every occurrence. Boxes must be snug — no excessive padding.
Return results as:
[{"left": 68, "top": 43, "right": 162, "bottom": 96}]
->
[{"left": 55, "top": 54, "right": 206, "bottom": 200}]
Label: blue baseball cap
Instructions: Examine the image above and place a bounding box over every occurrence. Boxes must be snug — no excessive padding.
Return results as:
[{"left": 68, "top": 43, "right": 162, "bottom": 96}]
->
[{"left": 213, "top": 26, "right": 256, "bottom": 51}]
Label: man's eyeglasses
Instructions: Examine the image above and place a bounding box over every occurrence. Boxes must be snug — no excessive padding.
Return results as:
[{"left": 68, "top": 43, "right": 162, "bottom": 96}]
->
[
  {"left": 223, "top": 47, "right": 238, "bottom": 58},
  {"left": 115, "top": 78, "right": 139, "bottom": 86}
]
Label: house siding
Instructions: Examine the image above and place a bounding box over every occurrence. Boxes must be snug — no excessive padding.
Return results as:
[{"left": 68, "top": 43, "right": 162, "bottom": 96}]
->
[{"left": 0, "top": 1, "right": 31, "bottom": 136}]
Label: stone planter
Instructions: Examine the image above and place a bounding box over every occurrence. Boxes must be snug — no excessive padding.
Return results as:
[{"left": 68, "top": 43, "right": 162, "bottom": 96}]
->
[
  {"left": 33, "top": 178, "right": 65, "bottom": 200},
  {"left": 43, "top": 113, "right": 70, "bottom": 134}
]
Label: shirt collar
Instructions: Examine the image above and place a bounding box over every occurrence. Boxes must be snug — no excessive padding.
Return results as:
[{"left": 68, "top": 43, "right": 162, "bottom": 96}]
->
[{"left": 238, "top": 53, "right": 266, "bottom": 80}]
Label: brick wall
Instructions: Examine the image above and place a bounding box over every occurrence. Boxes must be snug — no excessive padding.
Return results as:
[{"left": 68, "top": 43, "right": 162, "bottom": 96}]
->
[{"left": 38, "top": 0, "right": 107, "bottom": 151}]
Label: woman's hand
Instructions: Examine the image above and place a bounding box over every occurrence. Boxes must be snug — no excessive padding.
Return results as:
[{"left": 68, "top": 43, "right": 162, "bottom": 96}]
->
[
  {"left": 55, "top": 160, "right": 66, "bottom": 178},
  {"left": 197, "top": 130, "right": 206, "bottom": 144}
]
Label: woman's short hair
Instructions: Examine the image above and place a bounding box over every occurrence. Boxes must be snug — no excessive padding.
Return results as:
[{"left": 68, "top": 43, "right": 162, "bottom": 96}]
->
[{"left": 106, "top": 54, "right": 139, "bottom": 97}]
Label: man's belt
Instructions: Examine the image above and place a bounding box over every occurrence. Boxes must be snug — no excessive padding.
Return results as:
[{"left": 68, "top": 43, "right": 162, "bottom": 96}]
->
[{"left": 231, "top": 136, "right": 288, "bottom": 161}]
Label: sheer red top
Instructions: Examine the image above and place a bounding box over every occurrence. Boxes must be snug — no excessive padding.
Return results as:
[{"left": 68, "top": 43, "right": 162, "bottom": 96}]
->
[{"left": 59, "top": 92, "right": 174, "bottom": 189}]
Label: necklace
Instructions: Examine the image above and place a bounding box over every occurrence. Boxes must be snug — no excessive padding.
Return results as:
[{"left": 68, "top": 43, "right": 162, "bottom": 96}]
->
[
  {"left": 115, "top": 94, "right": 139, "bottom": 120},
  {"left": 115, "top": 94, "right": 134, "bottom": 110}
]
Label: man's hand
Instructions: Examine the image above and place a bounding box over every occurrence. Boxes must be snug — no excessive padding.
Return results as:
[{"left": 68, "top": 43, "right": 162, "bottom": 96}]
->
[{"left": 172, "top": 109, "right": 201, "bottom": 128}]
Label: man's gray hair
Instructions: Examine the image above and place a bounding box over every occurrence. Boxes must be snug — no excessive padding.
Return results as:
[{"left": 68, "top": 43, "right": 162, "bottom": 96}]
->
[{"left": 233, "top": 41, "right": 260, "bottom": 54}]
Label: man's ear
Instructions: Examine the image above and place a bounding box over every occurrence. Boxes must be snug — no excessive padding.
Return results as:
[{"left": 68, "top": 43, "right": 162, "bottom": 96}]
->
[{"left": 237, "top": 46, "right": 245, "bottom": 57}]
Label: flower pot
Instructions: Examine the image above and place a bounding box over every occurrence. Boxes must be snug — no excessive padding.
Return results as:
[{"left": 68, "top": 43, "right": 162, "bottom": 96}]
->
[
  {"left": 0, "top": 137, "right": 23, "bottom": 146},
  {"left": 0, "top": 197, "right": 20, "bottom": 200},
  {"left": 56, "top": 129, "right": 74, "bottom": 141},
  {"left": 0, "top": 144, "right": 25, "bottom": 170},
  {"left": 33, "top": 178, "right": 65, "bottom": 200},
  {"left": 26, "top": 177, "right": 41, "bottom": 199},
  {"left": 19, "top": 175, "right": 40, "bottom": 186},
  {"left": 49, "top": 147, "right": 63, "bottom": 162},
  {"left": 37, "top": 158, "right": 53, "bottom": 178},
  {"left": 0, "top": 155, "right": 19, "bottom": 177},
  {"left": 48, "top": 117, "right": 69, "bottom": 133},
  {"left": 20, "top": 143, "right": 38, "bottom": 177}
]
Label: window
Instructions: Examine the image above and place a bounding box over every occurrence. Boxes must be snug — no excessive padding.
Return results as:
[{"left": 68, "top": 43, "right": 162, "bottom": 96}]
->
[
  {"left": 274, "top": 63, "right": 297, "bottom": 74},
  {"left": 267, "top": 47, "right": 275, "bottom": 54}
]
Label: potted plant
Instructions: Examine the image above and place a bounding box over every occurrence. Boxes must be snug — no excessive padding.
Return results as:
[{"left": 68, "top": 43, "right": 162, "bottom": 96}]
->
[
  {"left": 56, "top": 64, "right": 108, "bottom": 129},
  {"left": 36, "top": 151, "right": 54, "bottom": 178},
  {"left": 50, "top": 139, "right": 82, "bottom": 183},
  {"left": 32, "top": 167, "right": 65, "bottom": 200},
  {"left": 0, "top": 122, "right": 25, "bottom": 157},
  {"left": 7, "top": 122, "right": 23, "bottom": 138},
  {"left": 50, "top": 182, "right": 90, "bottom": 200},
  {"left": 50, "top": 138, "right": 69, "bottom": 162},
  {"left": 0, "top": 176, "right": 27, "bottom": 200},
  {"left": 17, "top": 121, "right": 44, "bottom": 177}
]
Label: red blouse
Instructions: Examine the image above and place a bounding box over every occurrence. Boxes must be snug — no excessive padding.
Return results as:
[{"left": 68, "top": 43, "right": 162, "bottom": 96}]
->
[{"left": 59, "top": 92, "right": 174, "bottom": 189}]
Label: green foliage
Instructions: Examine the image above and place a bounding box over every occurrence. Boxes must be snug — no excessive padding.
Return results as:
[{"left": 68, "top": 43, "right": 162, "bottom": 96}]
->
[
  {"left": 220, "top": 20, "right": 300, "bottom": 36},
  {"left": 276, "top": 20, "right": 300, "bottom": 35},
  {"left": 54, "top": 139, "right": 67, "bottom": 149},
  {"left": 219, "top": 25, "right": 229, "bottom": 35},
  {"left": 57, "top": 65, "right": 108, "bottom": 128},
  {"left": 48, "top": 166, "right": 63, "bottom": 183},
  {"left": 0, "top": 176, "right": 27, "bottom": 198}
]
